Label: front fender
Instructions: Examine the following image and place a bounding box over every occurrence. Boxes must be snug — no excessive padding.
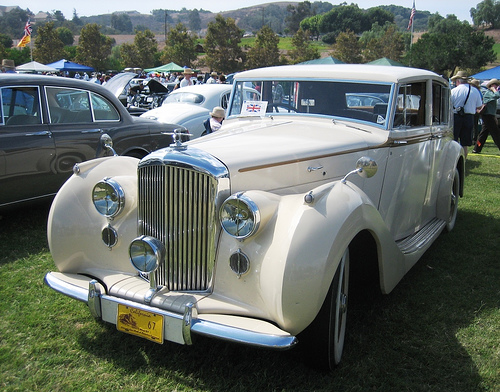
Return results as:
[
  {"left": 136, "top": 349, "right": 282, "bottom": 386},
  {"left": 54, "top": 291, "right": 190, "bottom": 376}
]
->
[
  {"left": 214, "top": 180, "right": 404, "bottom": 335},
  {"left": 48, "top": 156, "right": 140, "bottom": 275}
]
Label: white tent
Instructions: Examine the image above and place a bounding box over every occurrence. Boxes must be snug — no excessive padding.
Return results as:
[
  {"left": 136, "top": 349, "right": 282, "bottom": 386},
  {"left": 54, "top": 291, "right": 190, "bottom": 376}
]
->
[{"left": 16, "top": 61, "right": 58, "bottom": 73}]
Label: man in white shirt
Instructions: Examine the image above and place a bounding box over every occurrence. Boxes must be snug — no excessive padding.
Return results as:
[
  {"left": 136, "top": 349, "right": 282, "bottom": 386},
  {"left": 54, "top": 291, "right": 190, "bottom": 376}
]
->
[
  {"left": 451, "top": 71, "right": 483, "bottom": 158},
  {"left": 206, "top": 71, "right": 218, "bottom": 84},
  {"left": 179, "top": 68, "right": 195, "bottom": 88}
]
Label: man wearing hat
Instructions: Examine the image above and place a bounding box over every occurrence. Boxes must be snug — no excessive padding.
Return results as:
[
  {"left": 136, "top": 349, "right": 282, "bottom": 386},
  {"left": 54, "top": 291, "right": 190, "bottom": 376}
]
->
[
  {"left": 473, "top": 78, "right": 500, "bottom": 154},
  {"left": 206, "top": 71, "right": 218, "bottom": 84},
  {"left": 209, "top": 106, "right": 225, "bottom": 132},
  {"left": 179, "top": 68, "right": 195, "bottom": 88},
  {"left": 451, "top": 71, "right": 483, "bottom": 158}
]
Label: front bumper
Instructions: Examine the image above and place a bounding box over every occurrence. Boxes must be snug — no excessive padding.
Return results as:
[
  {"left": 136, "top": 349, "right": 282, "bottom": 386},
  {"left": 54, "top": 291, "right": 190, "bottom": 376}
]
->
[{"left": 44, "top": 271, "right": 298, "bottom": 350}]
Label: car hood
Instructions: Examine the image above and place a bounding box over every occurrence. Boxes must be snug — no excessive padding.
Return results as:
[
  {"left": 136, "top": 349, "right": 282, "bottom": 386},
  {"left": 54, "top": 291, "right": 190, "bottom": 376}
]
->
[
  {"left": 185, "top": 116, "right": 386, "bottom": 192},
  {"left": 141, "top": 103, "right": 210, "bottom": 123}
]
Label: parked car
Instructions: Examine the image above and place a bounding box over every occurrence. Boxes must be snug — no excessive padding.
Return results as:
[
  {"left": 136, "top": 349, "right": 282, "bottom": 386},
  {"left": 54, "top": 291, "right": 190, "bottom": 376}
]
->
[
  {"left": 0, "top": 73, "right": 183, "bottom": 210},
  {"left": 44, "top": 64, "right": 464, "bottom": 371},
  {"left": 103, "top": 72, "right": 172, "bottom": 115},
  {"left": 141, "top": 84, "right": 259, "bottom": 138}
]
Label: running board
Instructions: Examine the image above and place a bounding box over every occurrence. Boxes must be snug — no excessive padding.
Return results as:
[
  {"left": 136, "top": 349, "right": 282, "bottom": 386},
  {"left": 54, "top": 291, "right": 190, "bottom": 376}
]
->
[{"left": 396, "top": 218, "right": 446, "bottom": 255}]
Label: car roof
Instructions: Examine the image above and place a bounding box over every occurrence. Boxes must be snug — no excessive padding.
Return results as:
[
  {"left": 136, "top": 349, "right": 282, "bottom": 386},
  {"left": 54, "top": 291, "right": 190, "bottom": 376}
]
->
[
  {"left": 234, "top": 64, "right": 446, "bottom": 84},
  {"left": 170, "top": 84, "right": 232, "bottom": 94}
]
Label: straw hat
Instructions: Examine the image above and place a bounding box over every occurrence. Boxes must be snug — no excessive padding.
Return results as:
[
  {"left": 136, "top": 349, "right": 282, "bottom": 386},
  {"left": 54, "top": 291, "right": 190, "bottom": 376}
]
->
[
  {"left": 450, "top": 70, "right": 468, "bottom": 81},
  {"left": 210, "top": 106, "right": 225, "bottom": 118},
  {"left": 183, "top": 68, "right": 195, "bottom": 75},
  {"left": 469, "top": 78, "right": 481, "bottom": 88},
  {"left": 486, "top": 78, "right": 500, "bottom": 88}
]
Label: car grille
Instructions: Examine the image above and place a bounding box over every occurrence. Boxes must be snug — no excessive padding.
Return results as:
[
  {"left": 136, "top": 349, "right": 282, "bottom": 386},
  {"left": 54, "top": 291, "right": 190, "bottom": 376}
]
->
[{"left": 138, "top": 163, "right": 219, "bottom": 291}]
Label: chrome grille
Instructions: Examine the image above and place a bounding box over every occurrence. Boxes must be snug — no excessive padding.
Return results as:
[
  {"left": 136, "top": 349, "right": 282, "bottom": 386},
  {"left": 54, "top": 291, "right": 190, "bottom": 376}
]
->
[{"left": 138, "top": 163, "right": 218, "bottom": 291}]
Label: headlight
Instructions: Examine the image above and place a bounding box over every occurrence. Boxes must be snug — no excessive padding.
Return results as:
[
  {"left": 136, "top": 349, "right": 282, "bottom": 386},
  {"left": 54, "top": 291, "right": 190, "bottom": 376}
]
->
[
  {"left": 92, "top": 178, "right": 125, "bottom": 217},
  {"left": 129, "top": 236, "right": 165, "bottom": 273},
  {"left": 220, "top": 193, "right": 260, "bottom": 239}
]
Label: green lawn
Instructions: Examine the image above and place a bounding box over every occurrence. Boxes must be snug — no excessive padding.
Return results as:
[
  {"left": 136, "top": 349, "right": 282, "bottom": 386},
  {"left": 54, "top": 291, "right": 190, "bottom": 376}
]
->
[{"left": 1, "top": 139, "right": 499, "bottom": 391}]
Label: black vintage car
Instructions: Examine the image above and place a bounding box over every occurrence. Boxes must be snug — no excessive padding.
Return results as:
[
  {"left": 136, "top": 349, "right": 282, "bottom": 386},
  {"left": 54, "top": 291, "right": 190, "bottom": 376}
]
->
[{"left": 0, "top": 73, "right": 183, "bottom": 210}]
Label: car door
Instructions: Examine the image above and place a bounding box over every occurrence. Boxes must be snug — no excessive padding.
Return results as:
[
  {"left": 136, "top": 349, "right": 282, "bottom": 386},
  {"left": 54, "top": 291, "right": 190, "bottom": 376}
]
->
[
  {"left": 378, "top": 81, "right": 434, "bottom": 240},
  {"left": 0, "top": 85, "right": 57, "bottom": 206},
  {"left": 45, "top": 86, "right": 121, "bottom": 184}
]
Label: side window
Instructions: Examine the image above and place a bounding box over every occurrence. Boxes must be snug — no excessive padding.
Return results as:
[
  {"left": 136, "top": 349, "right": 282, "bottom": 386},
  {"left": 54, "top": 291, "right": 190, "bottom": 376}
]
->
[
  {"left": 46, "top": 87, "right": 92, "bottom": 124},
  {"left": 220, "top": 92, "right": 229, "bottom": 109},
  {"left": 1, "top": 86, "right": 41, "bottom": 126},
  {"left": 432, "top": 82, "right": 450, "bottom": 125},
  {"left": 394, "top": 82, "right": 426, "bottom": 128},
  {"left": 91, "top": 92, "right": 120, "bottom": 121}
]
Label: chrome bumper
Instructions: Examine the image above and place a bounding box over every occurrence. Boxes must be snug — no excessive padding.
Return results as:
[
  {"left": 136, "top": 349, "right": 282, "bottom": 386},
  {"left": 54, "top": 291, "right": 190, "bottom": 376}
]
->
[{"left": 44, "top": 272, "right": 298, "bottom": 350}]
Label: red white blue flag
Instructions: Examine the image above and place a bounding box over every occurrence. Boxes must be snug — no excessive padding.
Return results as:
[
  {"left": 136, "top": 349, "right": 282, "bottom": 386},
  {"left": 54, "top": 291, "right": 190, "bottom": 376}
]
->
[{"left": 407, "top": 1, "right": 416, "bottom": 30}]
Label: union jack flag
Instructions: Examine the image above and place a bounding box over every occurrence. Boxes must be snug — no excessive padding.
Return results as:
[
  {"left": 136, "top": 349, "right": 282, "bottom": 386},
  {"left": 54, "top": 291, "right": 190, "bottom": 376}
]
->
[
  {"left": 407, "top": 1, "right": 416, "bottom": 30},
  {"left": 246, "top": 103, "right": 261, "bottom": 112},
  {"left": 17, "top": 19, "right": 32, "bottom": 47}
]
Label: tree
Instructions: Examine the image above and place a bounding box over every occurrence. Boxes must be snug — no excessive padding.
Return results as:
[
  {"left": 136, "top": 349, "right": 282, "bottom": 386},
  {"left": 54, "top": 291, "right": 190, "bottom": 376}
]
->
[
  {"left": 72, "top": 9, "right": 82, "bottom": 26},
  {"left": 205, "top": 14, "right": 244, "bottom": 73},
  {"left": 111, "top": 13, "right": 133, "bottom": 33},
  {"left": 470, "top": 0, "right": 500, "bottom": 28},
  {"left": 331, "top": 29, "right": 362, "bottom": 64},
  {"left": 161, "top": 23, "right": 197, "bottom": 67},
  {"left": 246, "top": 25, "right": 281, "bottom": 69},
  {"left": 0, "top": 33, "right": 13, "bottom": 49},
  {"left": 300, "top": 14, "right": 322, "bottom": 40},
  {"left": 0, "top": 7, "right": 31, "bottom": 38},
  {"left": 286, "top": 1, "right": 314, "bottom": 34},
  {"left": 56, "top": 27, "right": 74, "bottom": 46},
  {"left": 119, "top": 42, "right": 139, "bottom": 68},
  {"left": 287, "top": 28, "right": 320, "bottom": 64},
  {"left": 319, "top": 5, "right": 370, "bottom": 37},
  {"left": 189, "top": 9, "right": 201, "bottom": 32},
  {"left": 76, "top": 23, "right": 113, "bottom": 71},
  {"left": 359, "top": 22, "right": 404, "bottom": 62},
  {"left": 33, "top": 22, "right": 65, "bottom": 64},
  {"left": 406, "top": 15, "right": 495, "bottom": 76},
  {"left": 134, "top": 29, "right": 158, "bottom": 69}
]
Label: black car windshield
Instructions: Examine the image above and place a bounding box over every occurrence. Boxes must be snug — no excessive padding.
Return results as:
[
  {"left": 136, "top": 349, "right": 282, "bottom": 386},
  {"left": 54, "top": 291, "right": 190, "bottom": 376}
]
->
[{"left": 229, "top": 80, "right": 392, "bottom": 126}]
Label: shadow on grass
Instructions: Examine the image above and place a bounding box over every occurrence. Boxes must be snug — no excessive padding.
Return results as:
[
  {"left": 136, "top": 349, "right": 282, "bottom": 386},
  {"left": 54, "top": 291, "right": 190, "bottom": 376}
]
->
[
  {"left": 0, "top": 203, "right": 51, "bottom": 265},
  {"left": 74, "top": 210, "right": 496, "bottom": 391}
]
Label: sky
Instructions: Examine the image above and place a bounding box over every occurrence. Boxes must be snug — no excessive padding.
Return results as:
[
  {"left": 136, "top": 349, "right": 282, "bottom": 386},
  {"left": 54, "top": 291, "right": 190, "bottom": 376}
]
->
[{"left": 10, "top": 0, "right": 475, "bottom": 23}]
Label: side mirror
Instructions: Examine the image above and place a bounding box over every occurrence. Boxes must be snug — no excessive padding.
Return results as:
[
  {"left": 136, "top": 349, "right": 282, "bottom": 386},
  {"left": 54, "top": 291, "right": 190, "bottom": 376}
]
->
[
  {"left": 341, "top": 157, "right": 378, "bottom": 184},
  {"left": 100, "top": 133, "right": 118, "bottom": 156}
]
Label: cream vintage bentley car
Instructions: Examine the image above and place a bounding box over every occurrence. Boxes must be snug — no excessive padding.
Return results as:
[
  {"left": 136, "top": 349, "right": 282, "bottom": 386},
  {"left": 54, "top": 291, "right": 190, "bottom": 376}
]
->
[{"left": 45, "top": 64, "right": 464, "bottom": 371}]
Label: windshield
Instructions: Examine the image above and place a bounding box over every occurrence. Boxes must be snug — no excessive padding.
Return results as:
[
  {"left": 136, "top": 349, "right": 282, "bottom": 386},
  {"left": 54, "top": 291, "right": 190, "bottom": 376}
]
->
[
  {"left": 163, "top": 92, "right": 205, "bottom": 104},
  {"left": 229, "top": 80, "right": 392, "bottom": 126}
]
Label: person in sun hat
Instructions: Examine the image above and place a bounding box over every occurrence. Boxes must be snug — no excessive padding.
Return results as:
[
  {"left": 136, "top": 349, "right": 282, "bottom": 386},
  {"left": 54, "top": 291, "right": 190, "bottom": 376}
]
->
[
  {"left": 450, "top": 70, "right": 483, "bottom": 158},
  {"left": 209, "top": 106, "right": 225, "bottom": 132},
  {"left": 206, "top": 71, "right": 218, "bottom": 84},
  {"left": 473, "top": 78, "right": 500, "bottom": 153},
  {"left": 179, "top": 68, "right": 195, "bottom": 88}
]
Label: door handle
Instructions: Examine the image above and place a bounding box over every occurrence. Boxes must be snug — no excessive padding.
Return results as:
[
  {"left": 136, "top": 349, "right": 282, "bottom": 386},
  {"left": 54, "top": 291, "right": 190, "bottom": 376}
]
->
[
  {"left": 25, "top": 130, "right": 52, "bottom": 137},
  {"left": 81, "top": 129, "right": 102, "bottom": 134}
]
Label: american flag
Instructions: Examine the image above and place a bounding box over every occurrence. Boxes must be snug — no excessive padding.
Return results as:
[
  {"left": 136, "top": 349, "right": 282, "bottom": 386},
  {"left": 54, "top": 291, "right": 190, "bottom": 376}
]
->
[
  {"left": 24, "top": 19, "right": 32, "bottom": 36},
  {"left": 407, "top": 1, "right": 416, "bottom": 30}
]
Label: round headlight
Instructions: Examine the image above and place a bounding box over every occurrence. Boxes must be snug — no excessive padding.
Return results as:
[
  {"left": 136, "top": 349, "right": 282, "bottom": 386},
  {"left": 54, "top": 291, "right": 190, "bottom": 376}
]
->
[
  {"left": 92, "top": 178, "right": 125, "bottom": 217},
  {"left": 220, "top": 193, "right": 260, "bottom": 239},
  {"left": 129, "top": 236, "right": 165, "bottom": 273}
]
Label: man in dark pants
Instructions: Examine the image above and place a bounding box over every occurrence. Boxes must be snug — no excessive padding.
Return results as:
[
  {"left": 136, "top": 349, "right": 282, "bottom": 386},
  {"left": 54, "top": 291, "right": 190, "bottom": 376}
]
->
[
  {"left": 473, "top": 78, "right": 500, "bottom": 154},
  {"left": 451, "top": 71, "right": 483, "bottom": 158}
]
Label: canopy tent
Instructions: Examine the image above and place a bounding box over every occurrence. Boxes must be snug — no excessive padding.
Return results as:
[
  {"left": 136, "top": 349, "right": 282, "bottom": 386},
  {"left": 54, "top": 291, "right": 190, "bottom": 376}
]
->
[
  {"left": 144, "top": 62, "right": 185, "bottom": 73},
  {"left": 46, "top": 59, "right": 94, "bottom": 72},
  {"left": 16, "top": 61, "right": 58, "bottom": 73},
  {"left": 471, "top": 66, "right": 500, "bottom": 80},
  {"left": 366, "top": 57, "right": 406, "bottom": 66},
  {"left": 299, "top": 56, "right": 344, "bottom": 65}
]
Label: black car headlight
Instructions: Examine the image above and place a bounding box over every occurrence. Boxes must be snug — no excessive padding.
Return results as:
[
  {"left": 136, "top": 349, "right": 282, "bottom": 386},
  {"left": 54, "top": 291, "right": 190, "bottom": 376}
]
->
[
  {"left": 220, "top": 193, "right": 260, "bottom": 239},
  {"left": 92, "top": 178, "right": 125, "bottom": 217}
]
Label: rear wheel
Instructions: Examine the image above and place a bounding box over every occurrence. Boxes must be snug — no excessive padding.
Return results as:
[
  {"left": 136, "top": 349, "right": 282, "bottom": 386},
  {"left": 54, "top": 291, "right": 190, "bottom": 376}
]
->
[{"left": 300, "top": 248, "right": 350, "bottom": 370}]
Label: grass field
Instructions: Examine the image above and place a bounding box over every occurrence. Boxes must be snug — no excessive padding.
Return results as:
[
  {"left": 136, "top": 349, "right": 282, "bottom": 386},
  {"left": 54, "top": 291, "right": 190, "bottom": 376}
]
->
[{"left": 0, "top": 139, "right": 499, "bottom": 392}]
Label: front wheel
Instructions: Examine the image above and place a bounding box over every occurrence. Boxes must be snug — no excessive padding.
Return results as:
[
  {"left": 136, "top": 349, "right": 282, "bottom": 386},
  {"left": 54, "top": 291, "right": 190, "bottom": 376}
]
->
[{"left": 299, "top": 248, "right": 350, "bottom": 370}]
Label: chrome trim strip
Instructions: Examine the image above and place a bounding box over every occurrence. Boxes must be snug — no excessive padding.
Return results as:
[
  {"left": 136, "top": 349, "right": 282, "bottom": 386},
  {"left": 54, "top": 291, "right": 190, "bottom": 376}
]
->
[{"left": 44, "top": 272, "right": 88, "bottom": 303}]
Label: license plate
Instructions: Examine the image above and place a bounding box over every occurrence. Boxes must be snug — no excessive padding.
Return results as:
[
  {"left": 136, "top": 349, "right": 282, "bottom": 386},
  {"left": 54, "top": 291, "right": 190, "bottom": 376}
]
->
[{"left": 117, "top": 304, "right": 163, "bottom": 344}]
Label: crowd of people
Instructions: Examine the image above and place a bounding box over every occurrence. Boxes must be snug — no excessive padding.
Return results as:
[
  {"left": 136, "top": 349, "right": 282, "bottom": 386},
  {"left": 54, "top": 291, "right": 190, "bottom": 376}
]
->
[{"left": 451, "top": 70, "right": 500, "bottom": 157}]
